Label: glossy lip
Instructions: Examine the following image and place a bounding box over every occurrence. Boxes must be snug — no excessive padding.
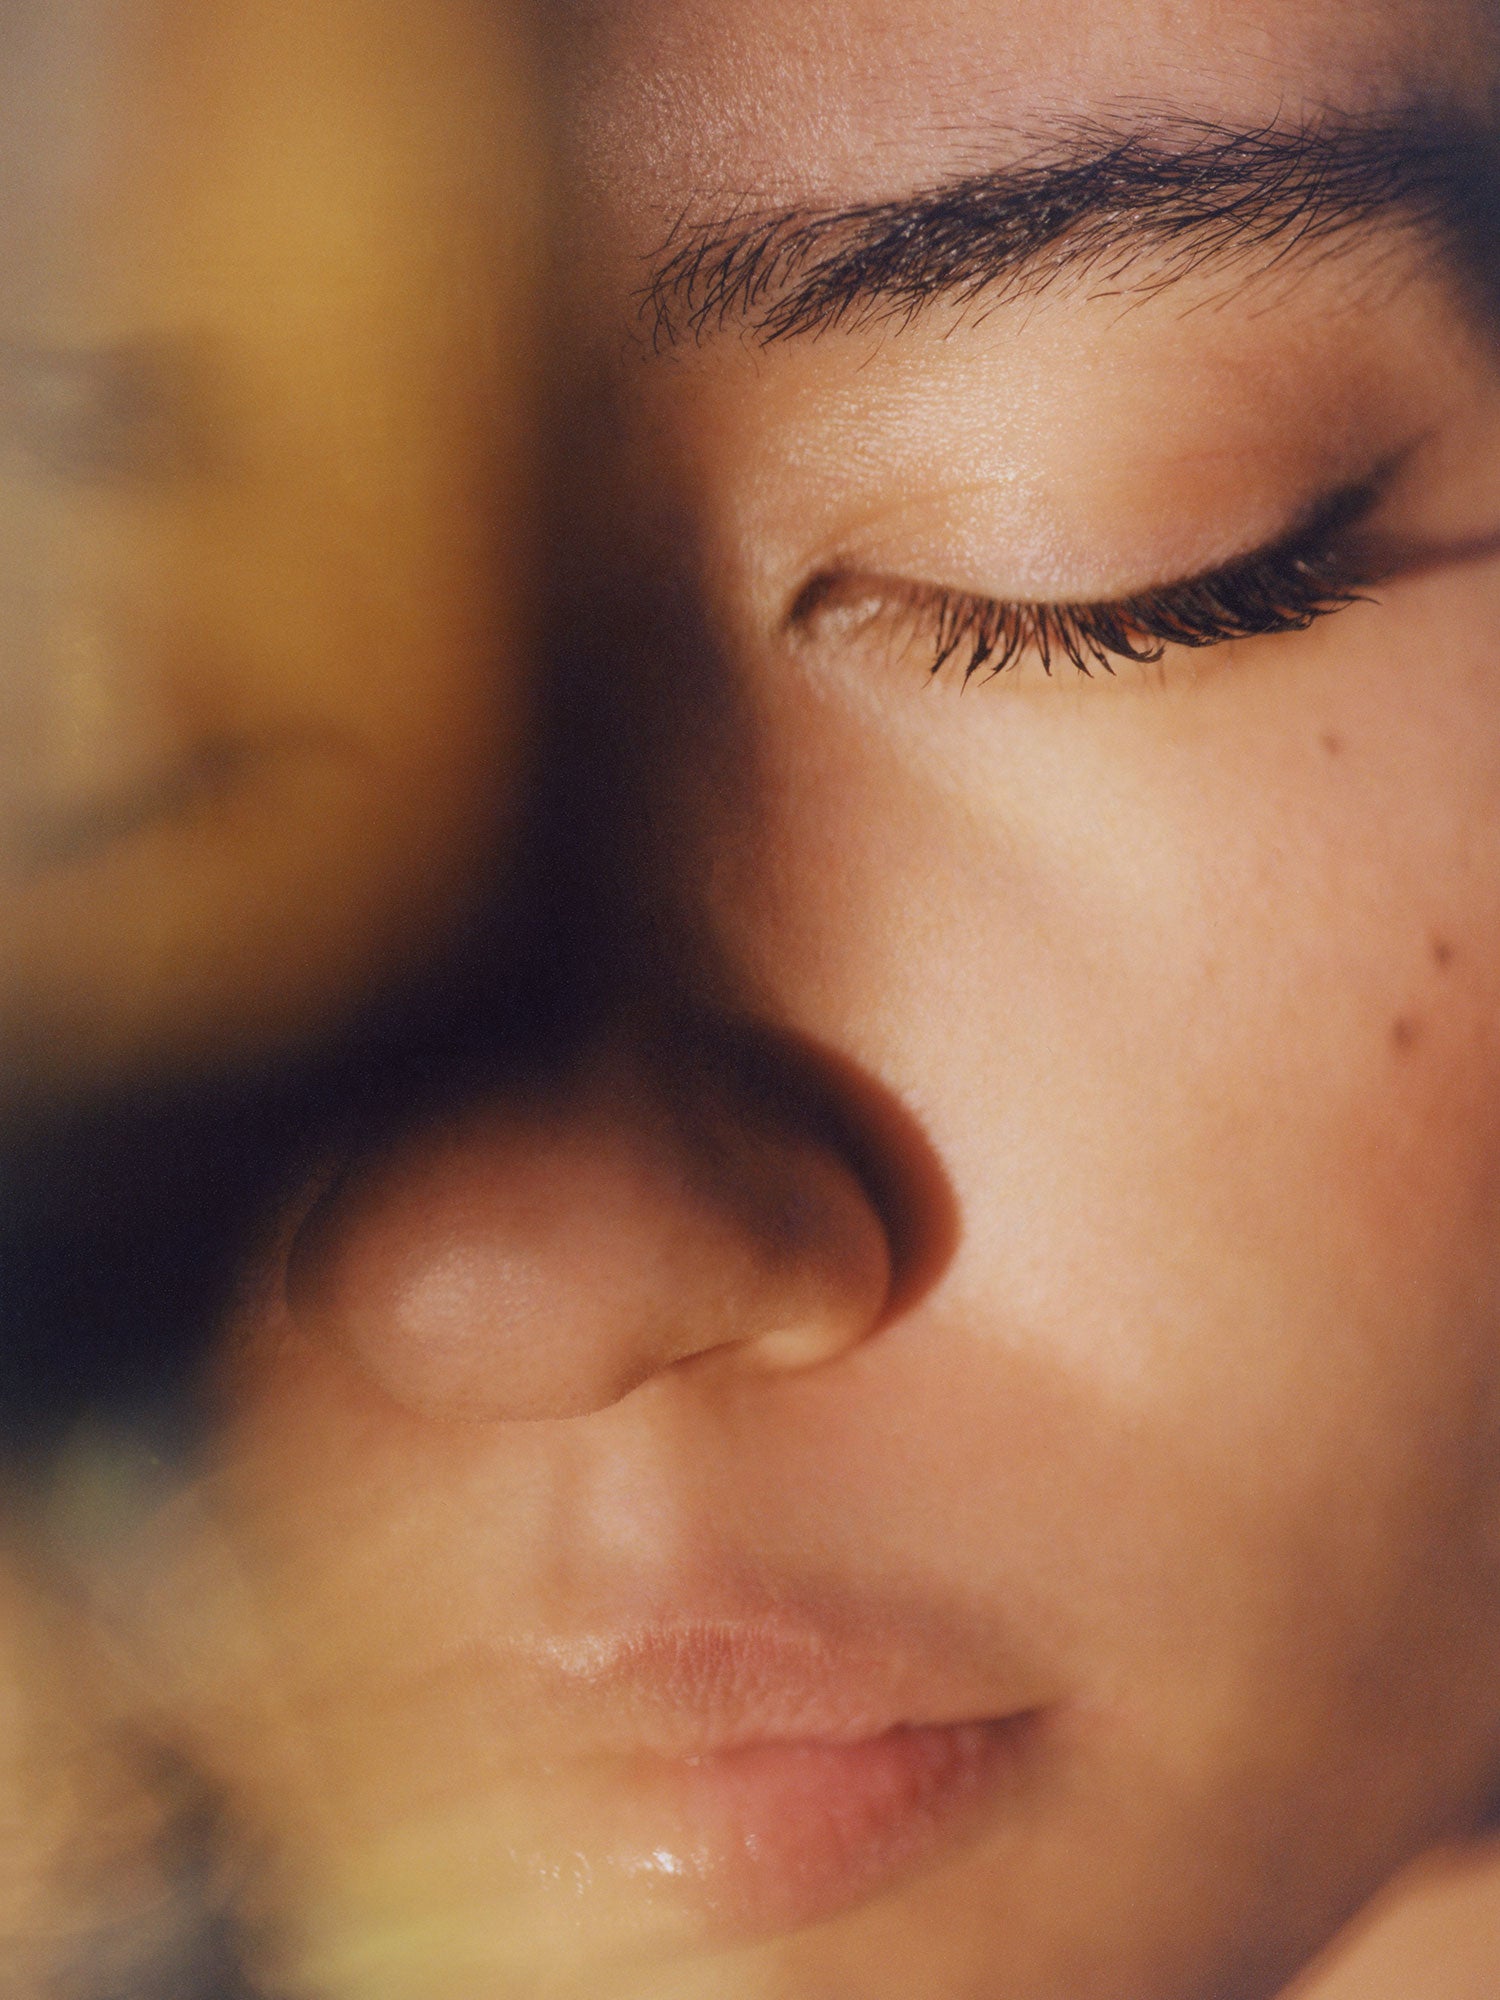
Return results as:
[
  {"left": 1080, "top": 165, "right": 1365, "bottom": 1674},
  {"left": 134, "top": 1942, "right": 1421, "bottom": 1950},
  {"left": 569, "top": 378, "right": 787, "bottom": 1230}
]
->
[
  {"left": 592, "top": 1712, "right": 1038, "bottom": 1936},
  {"left": 449, "top": 1612, "right": 1050, "bottom": 1939}
]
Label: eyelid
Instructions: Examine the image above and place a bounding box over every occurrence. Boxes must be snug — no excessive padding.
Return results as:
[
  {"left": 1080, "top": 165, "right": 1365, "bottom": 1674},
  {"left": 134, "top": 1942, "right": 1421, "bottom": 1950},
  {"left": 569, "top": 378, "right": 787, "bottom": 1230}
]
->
[{"left": 793, "top": 463, "right": 1406, "bottom": 682}]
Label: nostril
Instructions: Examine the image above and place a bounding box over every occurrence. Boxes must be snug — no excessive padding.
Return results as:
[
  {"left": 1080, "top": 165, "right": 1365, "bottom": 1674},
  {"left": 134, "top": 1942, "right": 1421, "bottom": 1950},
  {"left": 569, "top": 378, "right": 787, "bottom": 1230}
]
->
[
  {"left": 712, "top": 1148, "right": 893, "bottom": 1376},
  {"left": 676, "top": 1017, "right": 959, "bottom": 1324}
]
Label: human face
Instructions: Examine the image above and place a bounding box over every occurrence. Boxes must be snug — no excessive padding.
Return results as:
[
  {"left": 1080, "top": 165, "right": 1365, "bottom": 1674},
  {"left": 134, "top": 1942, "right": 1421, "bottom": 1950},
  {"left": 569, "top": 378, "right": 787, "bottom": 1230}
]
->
[
  {"left": 0, "top": 0, "right": 536, "bottom": 1107},
  {"left": 0, "top": 1535, "right": 178, "bottom": 2000},
  {"left": 125, "top": 3, "right": 1500, "bottom": 1998}
]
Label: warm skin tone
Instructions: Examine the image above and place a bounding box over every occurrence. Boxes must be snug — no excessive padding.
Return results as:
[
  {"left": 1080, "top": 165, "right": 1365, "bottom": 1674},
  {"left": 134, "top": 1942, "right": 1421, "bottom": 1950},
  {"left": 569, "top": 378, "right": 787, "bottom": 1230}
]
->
[
  {"left": 0, "top": 0, "right": 537, "bottom": 1108},
  {"left": 83, "top": 1, "right": 1500, "bottom": 1998},
  {"left": 1290, "top": 1839, "right": 1500, "bottom": 1997},
  {"left": 0, "top": 1535, "right": 178, "bottom": 2000}
]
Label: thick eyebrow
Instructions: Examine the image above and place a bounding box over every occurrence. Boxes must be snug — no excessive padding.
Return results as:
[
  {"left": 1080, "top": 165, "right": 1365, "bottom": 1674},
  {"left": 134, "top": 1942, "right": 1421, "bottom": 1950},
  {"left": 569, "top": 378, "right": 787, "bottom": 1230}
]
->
[{"left": 646, "top": 111, "right": 1500, "bottom": 347}]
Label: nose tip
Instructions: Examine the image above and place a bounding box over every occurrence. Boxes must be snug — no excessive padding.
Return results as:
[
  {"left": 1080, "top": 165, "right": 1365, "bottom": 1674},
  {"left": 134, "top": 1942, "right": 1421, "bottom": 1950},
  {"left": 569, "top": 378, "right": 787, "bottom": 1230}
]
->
[{"left": 285, "top": 1071, "right": 892, "bottom": 1422}]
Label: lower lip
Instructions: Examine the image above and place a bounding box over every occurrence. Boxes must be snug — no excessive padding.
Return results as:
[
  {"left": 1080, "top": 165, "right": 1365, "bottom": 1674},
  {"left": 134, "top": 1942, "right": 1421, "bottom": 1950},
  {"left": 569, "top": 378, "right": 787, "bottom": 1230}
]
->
[{"left": 592, "top": 1716, "right": 1030, "bottom": 1937}]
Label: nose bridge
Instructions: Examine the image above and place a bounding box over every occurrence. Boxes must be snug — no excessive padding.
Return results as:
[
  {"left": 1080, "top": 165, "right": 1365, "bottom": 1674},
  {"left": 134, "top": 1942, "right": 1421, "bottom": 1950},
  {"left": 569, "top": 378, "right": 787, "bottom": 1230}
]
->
[
  {"left": 271, "top": 360, "right": 945, "bottom": 1423},
  {"left": 284, "top": 1029, "right": 897, "bottom": 1423}
]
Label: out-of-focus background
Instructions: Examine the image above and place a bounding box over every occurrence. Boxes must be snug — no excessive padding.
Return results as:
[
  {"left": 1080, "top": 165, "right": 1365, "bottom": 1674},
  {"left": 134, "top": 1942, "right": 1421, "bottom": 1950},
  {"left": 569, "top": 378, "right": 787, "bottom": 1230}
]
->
[
  {"left": 0, "top": 0, "right": 539, "bottom": 1114},
  {"left": 0, "top": 2, "right": 544, "bottom": 1990}
]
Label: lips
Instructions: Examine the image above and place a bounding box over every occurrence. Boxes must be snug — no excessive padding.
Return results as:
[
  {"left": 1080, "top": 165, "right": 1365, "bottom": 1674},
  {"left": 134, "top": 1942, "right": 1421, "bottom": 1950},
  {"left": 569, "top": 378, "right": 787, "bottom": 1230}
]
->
[
  {"left": 491, "top": 1617, "right": 1010, "bottom": 1752},
  {"left": 197, "top": 1301, "right": 1054, "bottom": 1951},
  {"left": 436, "top": 1612, "right": 1049, "bottom": 1939},
  {"left": 593, "top": 1714, "right": 1033, "bottom": 1935}
]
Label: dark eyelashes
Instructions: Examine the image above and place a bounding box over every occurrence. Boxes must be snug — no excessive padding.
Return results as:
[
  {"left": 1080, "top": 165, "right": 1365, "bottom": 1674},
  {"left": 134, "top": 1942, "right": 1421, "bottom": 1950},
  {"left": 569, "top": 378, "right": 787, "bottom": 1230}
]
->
[
  {"left": 911, "top": 538, "right": 1366, "bottom": 683},
  {"left": 881, "top": 485, "right": 1382, "bottom": 683},
  {"left": 789, "top": 471, "right": 1397, "bottom": 683}
]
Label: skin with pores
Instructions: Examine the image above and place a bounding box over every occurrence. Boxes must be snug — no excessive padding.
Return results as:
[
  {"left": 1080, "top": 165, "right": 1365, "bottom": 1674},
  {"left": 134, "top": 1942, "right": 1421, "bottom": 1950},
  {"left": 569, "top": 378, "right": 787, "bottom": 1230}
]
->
[{"left": 61, "top": 1, "right": 1500, "bottom": 1998}]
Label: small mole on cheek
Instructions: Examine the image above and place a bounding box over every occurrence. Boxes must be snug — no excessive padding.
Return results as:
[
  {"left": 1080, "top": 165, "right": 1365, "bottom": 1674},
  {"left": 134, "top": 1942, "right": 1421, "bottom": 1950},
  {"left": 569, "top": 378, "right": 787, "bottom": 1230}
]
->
[
  {"left": 1391, "top": 1014, "right": 1423, "bottom": 1054},
  {"left": 1431, "top": 936, "right": 1456, "bottom": 970},
  {"left": 1320, "top": 732, "right": 1343, "bottom": 757}
]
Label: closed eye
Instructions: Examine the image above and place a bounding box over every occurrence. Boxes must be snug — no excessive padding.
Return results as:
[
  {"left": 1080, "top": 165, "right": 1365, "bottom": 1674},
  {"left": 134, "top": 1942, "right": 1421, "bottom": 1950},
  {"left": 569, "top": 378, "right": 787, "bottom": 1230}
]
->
[{"left": 792, "top": 474, "right": 1387, "bottom": 683}]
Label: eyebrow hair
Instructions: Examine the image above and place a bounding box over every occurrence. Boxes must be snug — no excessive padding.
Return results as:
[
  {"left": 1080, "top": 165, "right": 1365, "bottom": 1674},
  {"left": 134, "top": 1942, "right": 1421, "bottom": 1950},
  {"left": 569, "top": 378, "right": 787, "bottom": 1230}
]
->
[{"left": 646, "top": 110, "right": 1500, "bottom": 347}]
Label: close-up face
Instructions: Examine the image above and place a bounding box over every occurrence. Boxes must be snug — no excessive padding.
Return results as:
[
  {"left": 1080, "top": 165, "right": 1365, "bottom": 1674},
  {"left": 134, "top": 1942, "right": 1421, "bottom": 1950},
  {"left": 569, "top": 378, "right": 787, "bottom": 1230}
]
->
[
  {"left": 66, "top": 2, "right": 1500, "bottom": 1998},
  {"left": 0, "top": 0, "right": 537, "bottom": 1106}
]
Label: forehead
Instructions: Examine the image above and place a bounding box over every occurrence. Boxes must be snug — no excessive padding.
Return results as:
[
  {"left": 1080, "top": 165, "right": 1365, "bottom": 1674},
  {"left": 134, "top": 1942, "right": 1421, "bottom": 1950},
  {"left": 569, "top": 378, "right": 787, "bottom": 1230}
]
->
[{"left": 568, "top": 0, "right": 1497, "bottom": 224}]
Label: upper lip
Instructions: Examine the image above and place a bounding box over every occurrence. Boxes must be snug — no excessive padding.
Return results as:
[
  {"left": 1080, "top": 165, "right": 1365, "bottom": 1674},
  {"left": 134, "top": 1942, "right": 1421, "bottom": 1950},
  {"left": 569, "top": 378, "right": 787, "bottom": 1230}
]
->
[{"left": 434, "top": 1607, "right": 1049, "bottom": 1761}]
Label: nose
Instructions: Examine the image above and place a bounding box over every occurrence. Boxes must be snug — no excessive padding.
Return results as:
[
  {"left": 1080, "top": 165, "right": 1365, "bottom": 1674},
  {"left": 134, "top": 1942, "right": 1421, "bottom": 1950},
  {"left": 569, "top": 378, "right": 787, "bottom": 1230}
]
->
[{"left": 284, "top": 1043, "right": 893, "bottom": 1421}]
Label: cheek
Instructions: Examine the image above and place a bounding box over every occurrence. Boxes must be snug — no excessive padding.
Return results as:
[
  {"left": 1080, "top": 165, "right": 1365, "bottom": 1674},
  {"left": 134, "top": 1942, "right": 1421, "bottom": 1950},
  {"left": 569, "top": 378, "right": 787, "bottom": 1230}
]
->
[
  {"left": 711, "top": 561, "right": 1500, "bottom": 1341},
  {"left": 696, "top": 562, "right": 1500, "bottom": 1739}
]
